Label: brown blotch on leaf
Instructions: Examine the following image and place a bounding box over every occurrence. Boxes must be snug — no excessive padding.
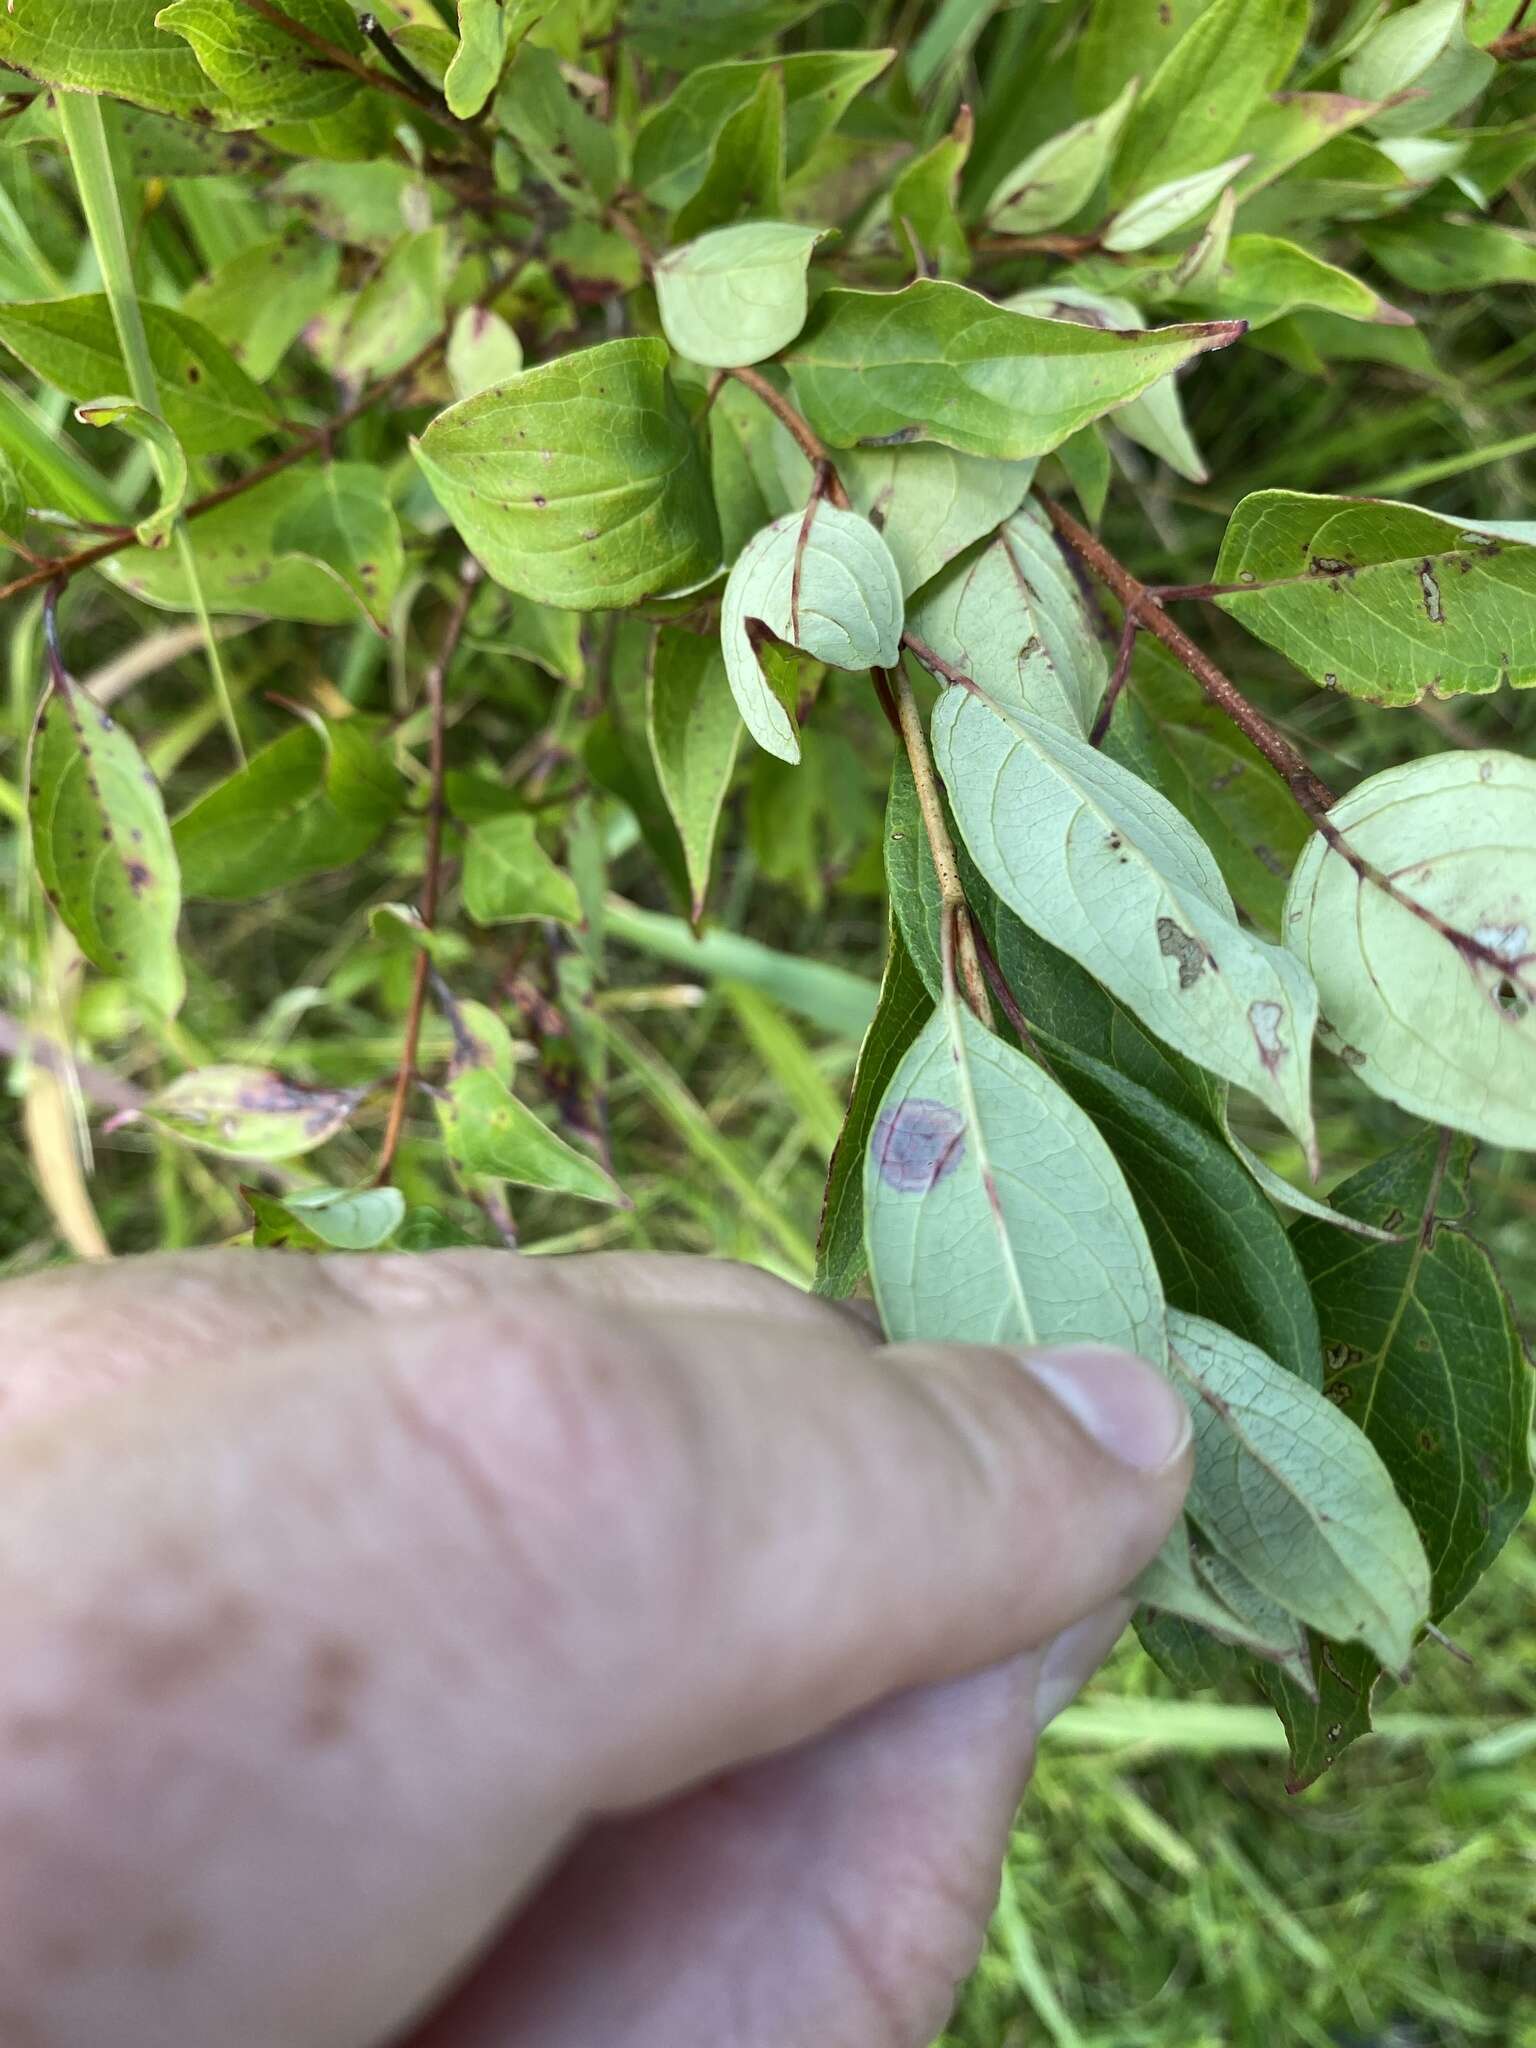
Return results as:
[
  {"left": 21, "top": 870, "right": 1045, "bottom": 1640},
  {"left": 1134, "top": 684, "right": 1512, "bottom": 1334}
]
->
[
  {"left": 871, "top": 1096, "right": 966, "bottom": 1193},
  {"left": 125, "top": 860, "right": 153, "bottom": 895},
  {"left": 1156, "top": 916, "right": 1209, "bottom": 990}
]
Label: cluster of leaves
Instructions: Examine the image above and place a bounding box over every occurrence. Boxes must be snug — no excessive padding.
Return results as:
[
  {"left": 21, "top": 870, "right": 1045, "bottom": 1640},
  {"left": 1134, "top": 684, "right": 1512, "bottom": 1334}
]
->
[{"left": 1, "top": 0, "right": 1533, "bottom": 1788}]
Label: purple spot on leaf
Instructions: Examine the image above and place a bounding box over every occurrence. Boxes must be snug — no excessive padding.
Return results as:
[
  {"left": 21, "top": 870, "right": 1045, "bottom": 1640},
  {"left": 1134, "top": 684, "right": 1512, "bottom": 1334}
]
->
[{"left": 872, "top": 1097, "right": 966, "bottom": 1193}]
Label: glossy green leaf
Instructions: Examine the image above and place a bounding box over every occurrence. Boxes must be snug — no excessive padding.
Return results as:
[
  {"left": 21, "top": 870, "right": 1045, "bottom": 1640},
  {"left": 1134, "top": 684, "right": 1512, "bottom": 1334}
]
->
[
  {"left": 1102, "top": 154, "right": 1251, "bottom": 253},
  {"left": 1342, "top": 0, "right": 1495, "bottom": 138},
  {"left": 934, "top": 685, "right": 1319, "bottom": 1154},
  {"left": 655, "top": 222, "right": 825, "bottom": 369},
  {"left": 182, "top": 232, "right": 340, "bottom": 383},
  {"left": 1112, "top": 0, "right": 1308, "bottom": 202},
  {"left": 0, "top": 295, "right": 278, "bottom": 455},
  {"left": 906, "top": 507, "right": 1103, "bottom": 734},
  {"left": 864, "top": 993, "right": 1167, "bottom": 1359},
  {"left": 983, "top": 76, "right": 1138, "bottom": 235},
  {"left": 141, "top": 1065, "right": 363, "bottom": 1158},
  {"left": 633, "top": 49, "right": 892, "bottom": 209},
  {"left": 1004, "top": 284, "right": 1207, "bottom": 483},
  {"left": 814, "top": 920, "right": 930, "bottom": 1300},
  {"left": 721, "top": 503, "right": 903, "bottom": 762},
  {"left": 74, "top": 396, "right": 187, "bottom": 548},
  {"left": 414, "top": 338, "right": 721, "bottom": 610},
  {"left": 783, "top": 281, "right": 1242, "bottom": 461},
  {"left": 462, "top": 812, "right": 583, "bottom": 927},
  {"left": 29, "top": 676, "right": 184, "bottom": 1017},
  {"left": 174, "top": 718, "right": 402, "bottom": 899},
  {"left": 1284, "top": 750, "right": 1536, "bottom": 1147},
  {"left": 155, "top": 0, "right": 363, "bottom": 124},
  {"left": 1295, "top": 1131, "right": 1533, "bottom": 1635},
  {"left": 1075, "top": 0, "right": 1214, "bottom": 114},
  {"left": 1214, "top": 491, "right": 1536, "bottom": 701},
  {"left": 445, "top": 305, "right": 524, "bottom": 401},
  {"left": 269, "top": 465, "right": 404, "bottom": 632},
  {"left": 671, "top": 68, "right": 785, "bottom": 241},
  {"left": 646, "top": 626, "right": 742, "bottom": 922},
  {"left": 444, "top": 0, "right": 512, "bottom": 119},
  {"left": 0, "top": 446, "right": 24, "bottom": 542},
  {"left": 436, "top": 1065, "right": 621, "bottom": 1202},
  {"left": 1175, "top": 233, "right": 1409, "bottom": 330},
  {"left": 246, "top": 1182, "right": 405, "bottom": 1251},
  {"left": 1359, "top": 214, "right": 1536, "bottom": 294},
  {"left": 111, "top": 463, "right": 401, "bottom": 626},
  {"left": 1043, "top": 1039, "right": 1322, "bottom": 1386},
  {"left": 1167, "top": 1308, "right": 1431, "bottom": 1674},
  {"left": 0, "top": 0, "right": 236, "bottom": 122},
  {"left": 888, "top": 104, "right": 972, "bottom": 279}
]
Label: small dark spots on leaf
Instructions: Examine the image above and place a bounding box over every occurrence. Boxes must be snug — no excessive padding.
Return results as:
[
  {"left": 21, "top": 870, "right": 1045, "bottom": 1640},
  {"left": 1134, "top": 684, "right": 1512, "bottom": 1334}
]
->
[
  {"left": 871, "top": 1097, "right": 966, "bottom": 1193},
  {"left": 1339, "top": 1043, "right": 1367, "bottom": 1068},
  {"left": 532, "top": 493, "right": 547, "bottom": 507},
  {"left": 1325, "top": 1381, "right": 1352, "bottom": 1408},
  {"left": 1325, "top": 1723, "right": 1343, "bottom": 1745},
  {"left": 126, "top": 861, "right": 153, "bottom": 894},
  {"left": 1310, "top": 556, "right": 1354, "bottom": 577},
  {"left": 1156, "top": 917, "right": 1208, "bottom": 989},
  {"left": 1324, "top": 1342, "right": 1362, "bottom": 1373},
  {"left": 1417, "top": 1428, "right": 1438, "bottom": 1453},
  {"left": 1107, "top": 832, "right": 1122, "bottom": 851},
  {"left": 186, "top": 363, "right": 202, "bottom": 385},
  {"left": 1381, "top": 1207, "right": 1405, "bottom": 1233},
  {"left": 1322, "top": 672, "right": 1339, "bottom": 689},
  {"left": 1418, "top": 561, "right": 1443, "bottom": 624}
]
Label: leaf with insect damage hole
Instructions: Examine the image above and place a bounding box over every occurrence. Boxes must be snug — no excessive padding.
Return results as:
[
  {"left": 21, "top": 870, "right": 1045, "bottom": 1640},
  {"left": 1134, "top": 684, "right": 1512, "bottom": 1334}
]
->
[
  {"left": 781, "top": 281, "right": 1244, "bottom": 462},
  {"left": 109, "top": 464, "right": 403, "bottom": 628},
  {"left": 155, "top": 0, "right": 364, "bottom": 125},
  {"left": 647, "top": 626, "right": 743, "bottom": 924},
  {"left": 0, "top": 295, "right": 279, "bottom": 455},
  {"left": 28, "top": 677, "right": 184, "bottom": 1017},
  {"left": 906, "top": 503, "right": 1104, "bottom": 735},
  {"left": 863, "top": 989, "right": 1167, "bottom": 1360},
  {"left": 435, "top": 1065, "right": 622, "bottom": 1203},
  {"left": 1284, "top": 750, "right": 1536, "bottom": 1148},
  {"left": 1133, "top": 1523, "right": 1313, "bottom": 1687},
  {"left": 1213, "top": 490, "right": 1536, "bottom": 702},
  {"left": 1166, "top": 1308, "right": 1431, "bottom": 1674},
  {"left": 414, "top": 338, "right": 721, "bottom": 611},
  {"left": 982, "top": 76, "right": 1139, "bottom": 236},
  {"left": 721, "top": 503, "right": 902, "bottom": 763},
  {"left": 934, "top": 686, "right": 1320, "bottom": 1158},
  {"left": 140, "top": 1065, "right": 364, "bottom": 1158},
  {"left": 245, "top": 1182, "right": 406, "bottom": 1252},
  {"left": 462, "top": 813, "right": 583, "bottom": 928}
]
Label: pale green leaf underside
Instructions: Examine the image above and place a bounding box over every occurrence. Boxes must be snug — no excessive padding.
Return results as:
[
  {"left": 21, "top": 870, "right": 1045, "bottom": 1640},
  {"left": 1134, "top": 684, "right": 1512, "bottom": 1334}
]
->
[
  {"left": 907, "top": 505, "right": 1103, "bottom": 735},
  {"left": 982, "top": 76, "right": 1139, "bottom": 236},
  {"left": 1167, "top": 1308, "right": 1431, "bottom": 1674},
  {"left": 1214, "top": 490, "right": 1536, "bottom": 701},
  {"left": 142, "top": 1065, "right": 363, "bottom": 1158},
  {"left": 655, "top": 221, "right": 826, "bottom": 370},
  {"left": 864, "top": 998, "right": 1167, "bottom": 1360},
  {"left": 782, "top": 280, "right": 1242, "bottom": 461},
  {"left": 1134, "top": 1524, "right": 1312, "bottom": 1683},
  {"left": 1103, "top": 155, "right": 1252, "bottom": 254},
  {"left": 721, "top": 504, "right": 903, "bottom": 761},
  {"left": 414, "top": 337, "right": 721, "bottom": 610},
  {"left": 1284, "top": 750, "right": 1536, "bottom": 1148},
  {"left": 934, "top": 687, "right": 1319, "bottom": 1155}
]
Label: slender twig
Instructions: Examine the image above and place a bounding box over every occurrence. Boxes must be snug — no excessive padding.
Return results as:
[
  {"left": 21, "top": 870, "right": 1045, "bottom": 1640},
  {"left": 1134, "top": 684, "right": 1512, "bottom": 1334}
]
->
[
  {"left": 973, "top": 230, "right": 1103, "bottom": 260},
  {"left": 886, "top": 665, "right": 992, "bottom": 1026},
  {"left": 0, "top": 326, "right": 452, "bottom": 606},
  {"left": 1090, "top": 609, "right": 1139, "bottom": 747},
  {"left": 375, "top": 557, "right": 483, "bottom": 1186},
  {"left": 357, "top": 11, "right": 446, "bottom": 102},
  {"left": 724, "top": 366, "right": 852, "bottom": 507},
  {"left": 1039, "top": 493, "right": 1339, "bottom": 818},
  {"left": 969, "top": 920, "right": 1040, "bottom": 1058},
  {"left": 243, "top": 0, "right": 466, "bottom": 129}
]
